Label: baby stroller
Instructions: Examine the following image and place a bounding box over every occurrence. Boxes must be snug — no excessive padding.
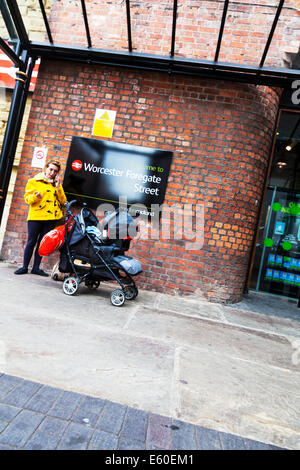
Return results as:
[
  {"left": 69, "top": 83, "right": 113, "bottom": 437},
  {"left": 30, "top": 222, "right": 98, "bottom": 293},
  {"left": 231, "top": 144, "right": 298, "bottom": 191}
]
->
[{"left": 58, "top": 200, "right": 142, "bottom": 306}]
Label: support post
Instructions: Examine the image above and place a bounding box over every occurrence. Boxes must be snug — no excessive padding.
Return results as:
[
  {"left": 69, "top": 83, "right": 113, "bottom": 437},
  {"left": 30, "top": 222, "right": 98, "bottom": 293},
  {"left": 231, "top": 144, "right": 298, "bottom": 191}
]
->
[{"left": 0, "top": 50, "right": 35, "bottom": 226}]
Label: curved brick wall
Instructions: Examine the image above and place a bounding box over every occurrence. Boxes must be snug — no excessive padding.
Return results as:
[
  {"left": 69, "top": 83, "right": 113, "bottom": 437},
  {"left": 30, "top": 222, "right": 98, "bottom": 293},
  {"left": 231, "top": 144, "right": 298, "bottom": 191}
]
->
[{"left": 1, "top": 60, "right": 280, "bottom": 303}]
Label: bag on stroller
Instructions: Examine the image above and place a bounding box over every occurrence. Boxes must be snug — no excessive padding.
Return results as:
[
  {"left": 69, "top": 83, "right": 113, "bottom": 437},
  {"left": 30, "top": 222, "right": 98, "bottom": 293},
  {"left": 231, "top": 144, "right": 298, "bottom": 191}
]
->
[{"left": 38, "top": 225, "right": 67, "bottom": 256}]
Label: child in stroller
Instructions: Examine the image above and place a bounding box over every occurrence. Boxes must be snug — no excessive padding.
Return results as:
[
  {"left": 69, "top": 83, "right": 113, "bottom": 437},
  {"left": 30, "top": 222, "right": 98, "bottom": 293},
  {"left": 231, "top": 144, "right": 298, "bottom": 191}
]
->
[{"left": 58, "top": 200, "right": 142, "bottom": 306}]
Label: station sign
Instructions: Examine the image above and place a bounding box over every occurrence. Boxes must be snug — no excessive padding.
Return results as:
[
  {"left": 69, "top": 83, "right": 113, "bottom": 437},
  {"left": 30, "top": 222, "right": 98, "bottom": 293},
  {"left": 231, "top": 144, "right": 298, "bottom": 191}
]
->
[{"left": 63, "top": 136, "right": 173, "bottom": 218}]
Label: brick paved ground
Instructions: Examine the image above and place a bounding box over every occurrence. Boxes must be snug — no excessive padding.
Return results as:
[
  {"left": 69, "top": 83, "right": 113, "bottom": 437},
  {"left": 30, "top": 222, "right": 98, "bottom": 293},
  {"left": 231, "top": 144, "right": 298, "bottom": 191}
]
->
[{"left": 0, "top": 373, "right": 285, "bottom": 451}]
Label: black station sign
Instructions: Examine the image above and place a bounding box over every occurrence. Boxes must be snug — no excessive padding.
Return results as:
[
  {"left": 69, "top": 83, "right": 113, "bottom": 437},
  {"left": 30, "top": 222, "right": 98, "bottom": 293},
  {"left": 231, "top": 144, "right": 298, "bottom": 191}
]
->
[{"left": 63, "top": 136, "right": 173, "bottom": 217}]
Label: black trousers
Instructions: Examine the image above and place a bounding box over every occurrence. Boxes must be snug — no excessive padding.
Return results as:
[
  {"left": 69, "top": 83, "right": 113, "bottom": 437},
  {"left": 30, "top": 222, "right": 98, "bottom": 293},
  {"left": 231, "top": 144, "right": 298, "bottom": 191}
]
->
[{"left": 23, "top": 220, "right": 56, "bottom": 271}]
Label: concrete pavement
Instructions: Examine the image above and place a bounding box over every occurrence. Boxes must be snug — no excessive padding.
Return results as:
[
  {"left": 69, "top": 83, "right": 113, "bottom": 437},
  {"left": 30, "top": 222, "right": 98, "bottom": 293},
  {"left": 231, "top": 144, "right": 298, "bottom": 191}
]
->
[{"left": 0, "top": 260, "right": 299, "bottom": 450}]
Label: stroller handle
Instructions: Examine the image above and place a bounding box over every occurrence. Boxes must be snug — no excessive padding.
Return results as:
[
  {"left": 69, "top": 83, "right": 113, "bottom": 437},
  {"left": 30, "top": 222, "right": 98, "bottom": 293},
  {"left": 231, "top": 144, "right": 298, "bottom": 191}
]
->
[
  {"left": 66, "top": 199, "right": 77, "bottom": 214},
  {"left": 66, "top": 200, "right": 87, "bottom": 211},
  {"left": 66, "top": 199, "right": 88, "bottom": 218}
]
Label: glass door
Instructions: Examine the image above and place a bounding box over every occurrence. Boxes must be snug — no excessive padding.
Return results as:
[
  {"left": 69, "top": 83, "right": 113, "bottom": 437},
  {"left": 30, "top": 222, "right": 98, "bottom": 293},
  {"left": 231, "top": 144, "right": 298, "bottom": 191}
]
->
[
  {"left": 252, "top": 187, "right": 300, "bottom": 298},
  {"left": 250, "top": 110, "right": 300, "bottom": 299}
]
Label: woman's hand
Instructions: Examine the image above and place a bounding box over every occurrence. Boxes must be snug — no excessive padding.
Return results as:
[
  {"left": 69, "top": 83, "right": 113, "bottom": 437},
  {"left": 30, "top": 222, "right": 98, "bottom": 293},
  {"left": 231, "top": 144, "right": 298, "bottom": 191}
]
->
[
  {"left": 54, "top": 176, "right": 61, "bottom": 188},
  {"left": 34, "top": 191, "right": 43, "bottom": 199}
]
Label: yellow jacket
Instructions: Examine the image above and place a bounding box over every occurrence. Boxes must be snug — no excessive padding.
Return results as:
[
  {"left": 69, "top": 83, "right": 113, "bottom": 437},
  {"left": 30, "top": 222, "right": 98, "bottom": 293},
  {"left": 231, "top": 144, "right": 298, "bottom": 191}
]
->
[{"left": 24, "top": 172, "right": 67, "bottom": 221}]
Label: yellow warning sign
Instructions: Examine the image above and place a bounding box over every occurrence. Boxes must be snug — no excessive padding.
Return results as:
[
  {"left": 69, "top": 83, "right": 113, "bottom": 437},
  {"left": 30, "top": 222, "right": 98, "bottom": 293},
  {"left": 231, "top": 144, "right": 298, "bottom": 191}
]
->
[
  {"left": 93, "top": 119, "right": 114, "bottom": 138},
  {"left": 92, "top": 108, "right": 116, "bottom": 138},
  {"left": 100, "top": 112, "right": 110, "bottom": 120}
]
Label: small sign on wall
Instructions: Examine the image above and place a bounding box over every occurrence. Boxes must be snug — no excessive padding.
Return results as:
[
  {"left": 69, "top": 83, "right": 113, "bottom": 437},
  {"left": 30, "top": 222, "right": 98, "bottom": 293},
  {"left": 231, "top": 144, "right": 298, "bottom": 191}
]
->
[
  {"left": 92, "top": 109, "right": 116, "bottom": 138},
  {"left": 31, "top": 147, "right": 47, "bottom": 169}
]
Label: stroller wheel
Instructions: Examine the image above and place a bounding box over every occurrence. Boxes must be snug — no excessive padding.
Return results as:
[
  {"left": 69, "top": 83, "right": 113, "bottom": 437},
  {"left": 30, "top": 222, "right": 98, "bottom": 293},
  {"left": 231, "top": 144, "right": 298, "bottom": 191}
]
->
[
  {"left": 110, "top": 289, "right": 125, "bottom": 307},
  {"left": 124, "top": 286, "right": 138, "bottom": 300},
  {"left": 63, "top": 276, "right": 79, "bottom": 295}
]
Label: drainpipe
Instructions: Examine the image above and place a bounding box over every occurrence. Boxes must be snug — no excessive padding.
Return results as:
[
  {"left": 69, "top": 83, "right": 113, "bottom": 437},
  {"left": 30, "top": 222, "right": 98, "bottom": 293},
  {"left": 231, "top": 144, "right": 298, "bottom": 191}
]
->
[{"left": 0, "top": 49, "right": 35, "bottom": 226}]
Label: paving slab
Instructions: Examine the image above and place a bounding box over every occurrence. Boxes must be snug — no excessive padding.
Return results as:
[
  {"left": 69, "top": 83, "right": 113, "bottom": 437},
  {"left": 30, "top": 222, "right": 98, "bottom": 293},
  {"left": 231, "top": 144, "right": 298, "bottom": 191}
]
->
[
  {"left": 222, "top": 306, "right": 300, "bottom": 340},
  {"left": 178, "top": 348, "right": 300, "bottom": 450},
  {"left": 127, "top": 306, "right": 300, "bottom": 371}
]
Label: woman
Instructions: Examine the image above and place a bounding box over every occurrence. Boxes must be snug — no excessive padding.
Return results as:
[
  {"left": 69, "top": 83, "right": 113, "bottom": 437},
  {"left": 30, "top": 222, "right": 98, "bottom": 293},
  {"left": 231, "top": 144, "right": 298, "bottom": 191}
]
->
[{"left": 14, "top": 159, "right": 67, "bottom": 276}]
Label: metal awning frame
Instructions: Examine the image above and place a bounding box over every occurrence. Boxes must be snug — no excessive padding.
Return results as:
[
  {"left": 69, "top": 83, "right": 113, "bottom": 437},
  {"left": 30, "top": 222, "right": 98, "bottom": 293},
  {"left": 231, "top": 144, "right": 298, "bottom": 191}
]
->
[
  {"left": 0, "top": 0, "right": 298, "bottom": 87},
  {"left": 28, "top": 41, "right": 299, "bottom": 87}
]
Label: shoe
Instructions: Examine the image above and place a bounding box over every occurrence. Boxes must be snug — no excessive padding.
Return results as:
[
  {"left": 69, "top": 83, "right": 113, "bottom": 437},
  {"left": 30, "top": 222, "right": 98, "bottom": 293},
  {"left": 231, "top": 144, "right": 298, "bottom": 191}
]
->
[
  {"left": 14, "top": 267, "right": 28, "bottom": 275},
  {"left": 31, "top": 269, "right": 49, "bottom": 277}
]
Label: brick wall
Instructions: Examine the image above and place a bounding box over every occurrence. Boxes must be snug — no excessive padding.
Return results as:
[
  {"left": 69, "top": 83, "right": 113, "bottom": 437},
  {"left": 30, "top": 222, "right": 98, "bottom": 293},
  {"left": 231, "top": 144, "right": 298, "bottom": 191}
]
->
[{"left": 1, "top": 59, "right": 280, "bottom": 302}]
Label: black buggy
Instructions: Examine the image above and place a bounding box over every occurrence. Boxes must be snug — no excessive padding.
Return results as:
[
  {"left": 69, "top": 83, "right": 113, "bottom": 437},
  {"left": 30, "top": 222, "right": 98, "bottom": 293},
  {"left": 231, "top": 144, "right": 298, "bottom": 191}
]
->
[{"left": 58, "top": 200, "right": 142, "bottom": 306}]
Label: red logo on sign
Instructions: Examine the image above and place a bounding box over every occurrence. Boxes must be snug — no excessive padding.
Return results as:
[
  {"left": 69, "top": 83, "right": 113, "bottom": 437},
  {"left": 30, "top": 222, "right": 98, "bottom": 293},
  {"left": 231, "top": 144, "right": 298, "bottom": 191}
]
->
[
  {"left": 72, "top": 160, "right": 83, "bottom": 171},
  {"left": 35, "top": 150, "right": 45, "bottom": 159}
]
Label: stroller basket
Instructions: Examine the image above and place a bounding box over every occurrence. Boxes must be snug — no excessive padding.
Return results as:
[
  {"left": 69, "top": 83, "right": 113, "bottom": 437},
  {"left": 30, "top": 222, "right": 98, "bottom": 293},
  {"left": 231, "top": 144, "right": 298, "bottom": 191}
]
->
[{"left": 57, "top": 200, "right": 142, "bottom": 306}]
